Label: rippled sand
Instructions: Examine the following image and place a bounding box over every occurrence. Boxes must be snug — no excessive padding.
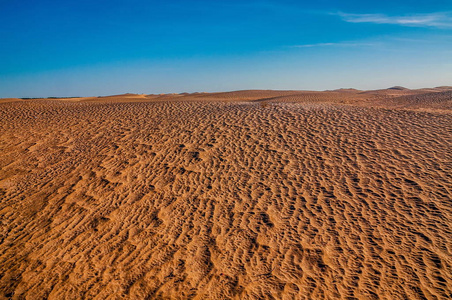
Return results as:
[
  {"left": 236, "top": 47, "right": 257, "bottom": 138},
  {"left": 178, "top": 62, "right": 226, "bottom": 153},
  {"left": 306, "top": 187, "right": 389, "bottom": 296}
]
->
[{"left": 1, "top": 89, "right": 451, "bottom": 299}]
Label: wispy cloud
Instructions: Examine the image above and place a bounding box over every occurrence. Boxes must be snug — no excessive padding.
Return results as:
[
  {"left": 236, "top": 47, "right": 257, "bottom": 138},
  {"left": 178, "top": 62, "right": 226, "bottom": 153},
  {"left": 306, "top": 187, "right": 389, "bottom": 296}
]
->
[
  {"left": 291, "top": 42, "right": 377, "bottom": 48},
  {"left": 336, "top": 11, "right": 452, "bottom": 28}
]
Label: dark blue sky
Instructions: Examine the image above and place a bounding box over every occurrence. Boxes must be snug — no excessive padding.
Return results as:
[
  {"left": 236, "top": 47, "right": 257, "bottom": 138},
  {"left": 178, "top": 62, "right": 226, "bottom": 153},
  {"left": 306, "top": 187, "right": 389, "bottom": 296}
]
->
[{"left": 1, "top": 0, "right": 451, "bottom": 97}]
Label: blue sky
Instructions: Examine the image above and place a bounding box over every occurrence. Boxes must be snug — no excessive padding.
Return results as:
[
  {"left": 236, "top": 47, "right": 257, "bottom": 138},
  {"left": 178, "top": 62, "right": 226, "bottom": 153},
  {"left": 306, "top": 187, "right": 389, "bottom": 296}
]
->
[{"left": 1, "top": 0, "right": 451, "bottom": 97}]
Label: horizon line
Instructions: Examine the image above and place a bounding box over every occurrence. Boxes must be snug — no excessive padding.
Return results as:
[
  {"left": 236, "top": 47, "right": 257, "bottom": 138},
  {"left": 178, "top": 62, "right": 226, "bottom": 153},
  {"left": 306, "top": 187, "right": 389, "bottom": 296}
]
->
[{"left": 3, "top": 85, "right": 452, "bottom": 99}]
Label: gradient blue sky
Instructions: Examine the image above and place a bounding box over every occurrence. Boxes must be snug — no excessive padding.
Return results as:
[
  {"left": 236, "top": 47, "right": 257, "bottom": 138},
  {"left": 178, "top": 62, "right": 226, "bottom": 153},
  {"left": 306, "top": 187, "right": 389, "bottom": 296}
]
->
[{"left": 1, "top": 0, "right": 451, "bottom": 97}]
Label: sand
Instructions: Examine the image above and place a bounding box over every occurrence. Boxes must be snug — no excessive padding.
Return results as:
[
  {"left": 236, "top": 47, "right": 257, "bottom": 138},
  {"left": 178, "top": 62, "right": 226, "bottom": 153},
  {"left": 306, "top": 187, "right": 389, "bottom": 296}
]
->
[{"left": 0, "top": 88, "right": 451, "bottom": 299}]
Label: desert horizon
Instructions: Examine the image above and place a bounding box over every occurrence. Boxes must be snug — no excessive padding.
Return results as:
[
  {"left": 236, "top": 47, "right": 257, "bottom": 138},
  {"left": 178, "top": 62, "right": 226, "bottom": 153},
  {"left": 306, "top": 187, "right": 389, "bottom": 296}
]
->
[
  {"left": 3, "top": 84, "right": 452, "bottom": 100},
  {"left": 1, "top": 86, "right": 451, "bottom": 299}
]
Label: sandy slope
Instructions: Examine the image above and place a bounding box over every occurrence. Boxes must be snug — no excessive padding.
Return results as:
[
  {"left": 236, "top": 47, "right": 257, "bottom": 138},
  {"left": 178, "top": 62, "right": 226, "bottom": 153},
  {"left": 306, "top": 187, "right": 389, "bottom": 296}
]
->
[{"left": 0, "top": 89, "right": 451, "bottom": 299}]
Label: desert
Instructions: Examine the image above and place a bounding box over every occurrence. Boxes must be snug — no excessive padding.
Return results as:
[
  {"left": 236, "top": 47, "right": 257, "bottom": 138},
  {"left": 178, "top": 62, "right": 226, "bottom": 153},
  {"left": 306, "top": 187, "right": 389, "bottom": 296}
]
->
[{"left": 0, "top": 87, "right": 451, "bottom": 299}]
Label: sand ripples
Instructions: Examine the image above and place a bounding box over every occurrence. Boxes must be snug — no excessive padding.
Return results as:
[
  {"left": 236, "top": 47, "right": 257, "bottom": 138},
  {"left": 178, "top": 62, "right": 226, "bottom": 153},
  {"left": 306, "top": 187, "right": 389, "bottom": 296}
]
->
[{"left": 0, "top": 99, "right": 451, "bottom": 299}]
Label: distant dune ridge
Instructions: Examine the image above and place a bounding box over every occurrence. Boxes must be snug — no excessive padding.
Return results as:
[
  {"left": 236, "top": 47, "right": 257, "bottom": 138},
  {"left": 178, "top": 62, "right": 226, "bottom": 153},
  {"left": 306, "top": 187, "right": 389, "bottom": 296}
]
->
[
  {"left": 5, "top": 85, "right": 450, "bottom": 112},
  {"left": 0, "top": 87, "right": 451, "bottom": 299}
]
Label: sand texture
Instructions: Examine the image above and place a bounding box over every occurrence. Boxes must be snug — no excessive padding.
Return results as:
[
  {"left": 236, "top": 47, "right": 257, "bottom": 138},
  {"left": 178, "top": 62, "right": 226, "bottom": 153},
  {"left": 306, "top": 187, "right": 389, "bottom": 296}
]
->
[{"left": 0, "top": 88, "right": 451, "bottom": 299}]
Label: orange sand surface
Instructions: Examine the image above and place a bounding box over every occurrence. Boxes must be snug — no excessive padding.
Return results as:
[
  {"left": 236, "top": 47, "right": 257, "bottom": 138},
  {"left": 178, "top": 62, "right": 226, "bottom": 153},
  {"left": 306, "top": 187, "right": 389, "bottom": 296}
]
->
[{"left": 0, "top": 88, "right": 451, "bottom": 299}]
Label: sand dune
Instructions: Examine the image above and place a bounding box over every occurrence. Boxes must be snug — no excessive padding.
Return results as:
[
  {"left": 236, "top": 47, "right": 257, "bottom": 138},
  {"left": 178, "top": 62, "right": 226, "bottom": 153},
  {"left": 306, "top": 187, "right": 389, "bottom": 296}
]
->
[
  {"left": 369, "top": 91, "right": 452, "bottom": 111},
  {"left": 0, "top": 89, "right": 451, "bottom": 299}
]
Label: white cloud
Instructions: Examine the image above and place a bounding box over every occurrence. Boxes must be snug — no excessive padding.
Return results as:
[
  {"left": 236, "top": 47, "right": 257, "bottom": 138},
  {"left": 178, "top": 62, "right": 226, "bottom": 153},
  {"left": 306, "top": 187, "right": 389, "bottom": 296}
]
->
[
  {"left": 292, "top": 42, "right": 377, "bottom": 48},
  {"left": 336, "top": 12, "right": 452, "bottom": 28}
]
